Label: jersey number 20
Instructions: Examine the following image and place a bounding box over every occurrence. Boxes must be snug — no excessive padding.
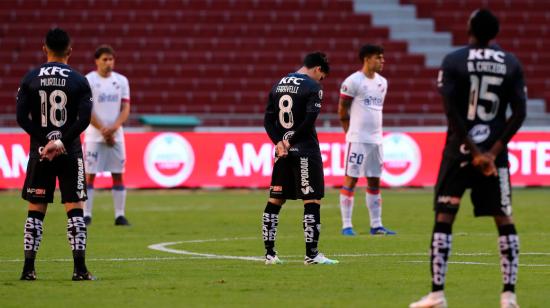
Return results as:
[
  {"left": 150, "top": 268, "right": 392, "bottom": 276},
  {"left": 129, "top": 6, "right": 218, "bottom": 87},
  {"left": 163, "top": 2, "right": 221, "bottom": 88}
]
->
[
  {"left": 39, "top": 90, "right": 67, "bottom": 127},
  {"left": 467, "top": 75, "right": 503, "bottom": 121}
]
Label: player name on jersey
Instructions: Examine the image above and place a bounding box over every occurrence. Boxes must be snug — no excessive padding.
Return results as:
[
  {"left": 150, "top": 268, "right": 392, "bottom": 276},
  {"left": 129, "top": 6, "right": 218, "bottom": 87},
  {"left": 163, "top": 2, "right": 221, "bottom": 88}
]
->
[{"left": 40, "top": 78, "right": 66, "bottom": 87}]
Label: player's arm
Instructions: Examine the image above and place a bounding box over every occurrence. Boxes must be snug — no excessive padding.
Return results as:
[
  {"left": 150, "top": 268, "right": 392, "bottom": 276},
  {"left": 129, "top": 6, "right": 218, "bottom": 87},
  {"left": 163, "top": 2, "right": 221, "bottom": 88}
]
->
[
  {"left": 60, "top": 80, "right": 93, "bottom": 147},
  {"left": 488, "top": 62, "right": 527, "bottom": 158},
  {"left": 15, "top": 79, "right": 49, "bottom": 145},
  {"left": 337, "top": 96, "right": 352, "bottom": 133},
  {"left": 110, "top": 100, "right": 130, "bottom": 132},
  {"left": 287, "top": 86, "right": 321, "bottom": 147},
  {"left": 438, "top": 57, "right": 481, "bottom": 157},
  {"left": 264, "top": 92, "right": 287, "bottom": 157}
]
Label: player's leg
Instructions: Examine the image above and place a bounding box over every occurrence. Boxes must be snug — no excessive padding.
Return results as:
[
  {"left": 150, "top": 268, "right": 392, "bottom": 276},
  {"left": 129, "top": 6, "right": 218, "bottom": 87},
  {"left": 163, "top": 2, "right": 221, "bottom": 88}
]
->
[
  {"left": 20, "top": 157, "right": 55, "bottom": 280},
  {"left": 364, "top": 143, "right": 395, "bottom": 235},
  {"left": 263, "top": 157, "right": 291, "bottom": 264},
  {"left": 84, "top": 142, "right": 101, "bottom": 225},
  {"left": 340, "top": 176, "right": 358, "bottom": 236},
  {"left": 65, "top": 201, "right": 95, "bottom": 280},
  {"left": 263, "top": 198, "right": 285, "bottom": 264},
  {"left": 84, "top": 173, "right": 95, "bottom": 225},
  {"left": 410, "top": 159, "right": 468, "bottom": 308},
  {"left": 21, "top": 203, "right": 48, "bottom": 280},
  {"left": 340, "top": 142, "right": 361, "bottom": 235},
  {"left": 110, "top": 142, "right": 129, "bottom": 225},
  {"left": 495, "top": 215, "right": 519, "bottom": 308},
  {"left": 472, "top": 166, "right": 519, "bottom": 308},
  {"left": 58, "top": 155, "right": 95, "bottom": 280},
  {"left": 112, "top": 173, "right": 130, "bottom": 225},
  {"left": 296, "top": 155, "right": 338, "bottom": 265}
]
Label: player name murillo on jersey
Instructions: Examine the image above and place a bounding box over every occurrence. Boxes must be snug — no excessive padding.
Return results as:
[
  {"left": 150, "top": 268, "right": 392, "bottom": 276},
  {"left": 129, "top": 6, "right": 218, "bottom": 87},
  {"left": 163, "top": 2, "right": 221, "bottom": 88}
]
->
[
  {"left": 410, "top": 9, "right": 526, "bottom": 308},
  {"left": 16, "top": 28, "right": 95, "bottom": 281},
  {"left": 261, "top": 52, "right": 338, "bottom": 265}
]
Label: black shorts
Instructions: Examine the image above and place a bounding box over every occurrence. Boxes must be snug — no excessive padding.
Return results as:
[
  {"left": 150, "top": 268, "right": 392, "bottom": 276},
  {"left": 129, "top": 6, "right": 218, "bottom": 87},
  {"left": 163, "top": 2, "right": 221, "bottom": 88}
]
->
[
  {"left": 269, "top": 154, "right": 324, "bottom": 200},
  {"left": 22, "top": 154, "right": 88, "bottom": 204},
  {"left": 434, "top": 157, "right": 512, "bottom": 217}
]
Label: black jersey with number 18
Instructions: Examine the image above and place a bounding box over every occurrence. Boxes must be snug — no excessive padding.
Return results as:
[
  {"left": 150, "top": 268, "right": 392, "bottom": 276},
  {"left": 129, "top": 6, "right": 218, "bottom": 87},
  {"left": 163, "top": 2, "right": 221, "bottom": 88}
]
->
[
  {"left": 264, "top": 72, "right": 323, "bottom": 156},
  {"left": 16, "top": 62, "right": 93, "bottom": 158},
  {"left": 437, "top": 44, "right": 527, "bottom": 163}
]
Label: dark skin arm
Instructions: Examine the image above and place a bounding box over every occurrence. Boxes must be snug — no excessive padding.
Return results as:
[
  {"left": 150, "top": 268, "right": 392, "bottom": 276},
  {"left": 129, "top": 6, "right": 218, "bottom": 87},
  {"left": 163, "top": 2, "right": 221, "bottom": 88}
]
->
[{"left": 337, "top": 96, "right": 352, "bottom": 133}]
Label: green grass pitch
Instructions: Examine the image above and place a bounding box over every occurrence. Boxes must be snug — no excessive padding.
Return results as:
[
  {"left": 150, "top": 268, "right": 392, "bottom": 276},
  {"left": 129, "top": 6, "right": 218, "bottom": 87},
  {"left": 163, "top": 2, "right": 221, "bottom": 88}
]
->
[{"left": 0, "top": 188, "right": 548, "bottom": 307}]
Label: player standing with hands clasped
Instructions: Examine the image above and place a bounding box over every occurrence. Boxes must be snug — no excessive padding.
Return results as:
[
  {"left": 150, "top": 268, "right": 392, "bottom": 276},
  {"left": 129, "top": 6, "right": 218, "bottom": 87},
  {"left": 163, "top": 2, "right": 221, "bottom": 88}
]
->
[
  {"left": 338, "top": 44, "right": 395, "bottom": 236},
  {"left": 261, "top": 52, "right": 338, "bottom": 265},
  {"left": 410, "top": 9, "right": 526, "bottom": 308},
  {"left": 83, "top": 45, "right": 131, "bottom": 226},
  {"left": 17, "top": 28, "right": 95, "bottom": 281}
]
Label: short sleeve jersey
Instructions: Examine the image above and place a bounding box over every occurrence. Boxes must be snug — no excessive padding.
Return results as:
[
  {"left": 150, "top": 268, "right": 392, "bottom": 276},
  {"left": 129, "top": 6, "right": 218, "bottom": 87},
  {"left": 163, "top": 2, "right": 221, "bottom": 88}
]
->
[
  {"left": 84, "top": 71, "right": 130, "bottom": 142},
  {"left": 265, "top": 73, "right": 323, "bottom": 155},
  {"left": 340, "top": 71, "right": 388, "bottom": 144},
  {"left": 16, "top": 62, "right": 92, "bottom": 158},
  {"left": 438, "top": 44, "right": 527, "bottom": 160}
]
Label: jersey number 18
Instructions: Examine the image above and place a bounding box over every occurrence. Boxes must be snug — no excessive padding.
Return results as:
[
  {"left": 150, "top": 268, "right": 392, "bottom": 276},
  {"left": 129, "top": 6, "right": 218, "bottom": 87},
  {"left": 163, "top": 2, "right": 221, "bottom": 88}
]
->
[{"left": 39, "top": 90, "right": 67, "bottom": 127}]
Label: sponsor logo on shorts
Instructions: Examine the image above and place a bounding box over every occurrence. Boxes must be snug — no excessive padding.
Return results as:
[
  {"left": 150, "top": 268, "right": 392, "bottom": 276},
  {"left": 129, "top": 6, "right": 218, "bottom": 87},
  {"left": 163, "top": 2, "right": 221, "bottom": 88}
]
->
[
  {"left": 270, "top": 185, "right": 283, "bottom": 192},
  {"left": 468, "top": 124, "right": 490, "bottom": 144},
  {"left": 77, "top": 158, "right": 85, "bottom": 190},
  {"left": 382, "top": 133, "right": 421, "bottom": 186},
  {"left": 144, "top": 133, "right": 195, "bottom": 187},
  {"left": 26, "top": 188, "right": 46, "bottom": 197},
  {"left": 300, "top": 157, "right": 314, "bottom": 195},
  {"left": 498, "top": 168, "right": 512, "bottom": 216},
  {"left": 77, "top": 190, "right": 87, "bottom": 199}
]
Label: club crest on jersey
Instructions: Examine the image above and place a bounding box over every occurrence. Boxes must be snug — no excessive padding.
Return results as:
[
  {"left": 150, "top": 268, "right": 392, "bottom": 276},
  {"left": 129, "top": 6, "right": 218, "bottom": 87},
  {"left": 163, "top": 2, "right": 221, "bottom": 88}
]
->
[
  {"left": 468, "top": 124, "right": 490, "bottom": 144},
  {"left": 318, "top": 90, "right": 323, "bottom": 100}
]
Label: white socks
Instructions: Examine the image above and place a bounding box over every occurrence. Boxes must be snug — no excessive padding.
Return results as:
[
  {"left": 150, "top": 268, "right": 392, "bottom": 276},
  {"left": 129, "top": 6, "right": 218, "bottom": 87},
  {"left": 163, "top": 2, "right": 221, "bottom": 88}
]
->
[
  {"left": 339, "top": 187, "right": 354, "bottom": 229},
  {"left": 366, "top": 188, "right": 382, "bottom": 228},
  {"left": 112, "top": 186, "right": 127, "bottom": 218}
]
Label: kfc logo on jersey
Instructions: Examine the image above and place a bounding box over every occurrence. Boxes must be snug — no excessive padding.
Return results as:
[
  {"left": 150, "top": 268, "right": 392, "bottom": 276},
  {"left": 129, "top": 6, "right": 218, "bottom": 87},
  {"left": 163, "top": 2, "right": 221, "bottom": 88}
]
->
[
  {"left": 279, "top": 76, "right": 304, "bottom": 85},
  {"left": 38, "top": 66, "right": 71, "bottom": 77},
  {"left": 144, "top": 133, "right": 195, "bottom": 187},
  {"left": 382, "top": 133, "right": 421, "bottom": 186}
]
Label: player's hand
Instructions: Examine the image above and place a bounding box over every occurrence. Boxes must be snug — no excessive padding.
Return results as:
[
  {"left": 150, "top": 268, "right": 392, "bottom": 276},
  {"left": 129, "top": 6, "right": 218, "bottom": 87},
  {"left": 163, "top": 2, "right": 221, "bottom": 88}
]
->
[
  {"left": 104, "top": 135, "right": 115, "bottom": 147},
  {"left": 275, "top": 141, "right": 288, "bottom": 158},
  {"left": 40, "top": 140, "right": 66, "bottom": 161},
  {"left": 472, "top": 153, "right": 497, "bottom": 177}
]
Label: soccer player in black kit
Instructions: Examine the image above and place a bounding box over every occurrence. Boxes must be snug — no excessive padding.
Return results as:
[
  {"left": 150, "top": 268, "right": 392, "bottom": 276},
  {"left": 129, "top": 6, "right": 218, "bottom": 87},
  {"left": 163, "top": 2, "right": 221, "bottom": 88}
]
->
[
  {"left": 410, "top": 9, "right": 526, "bottom": 308},
  {"left": 16, "top": 28, "right": 95, "bottom": 281},
  {"left": 261, "top": 52, "right": 338, "bottom": 265}
]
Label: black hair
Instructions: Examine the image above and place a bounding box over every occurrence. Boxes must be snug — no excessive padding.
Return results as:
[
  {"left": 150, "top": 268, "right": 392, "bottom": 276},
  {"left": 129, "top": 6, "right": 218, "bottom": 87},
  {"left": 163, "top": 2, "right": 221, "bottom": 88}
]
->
[
  {"left": 303, "top": 52, "right": 330, "bottom": 74},
  {"left": 358, "top": 44, "right": 384, "bottom": 63},
  {"left": 94, "top": 44, "right": 115, "bottom": 59},
  {"left": 469, "top": 9, "right": 499, "bottom": 44},
  {"left": 45, "top": 28, "right": 71, "bottom": 57}
]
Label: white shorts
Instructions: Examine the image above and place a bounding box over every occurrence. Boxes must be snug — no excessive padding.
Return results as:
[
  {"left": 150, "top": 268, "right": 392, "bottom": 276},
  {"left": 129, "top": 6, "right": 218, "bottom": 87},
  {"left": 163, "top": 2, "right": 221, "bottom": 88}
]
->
[
  {"left": 84, "top": 142, "right": 126, "bottom": 174},
  {"left": 344, "top": 142, "right": 383, "bottom": 178}
]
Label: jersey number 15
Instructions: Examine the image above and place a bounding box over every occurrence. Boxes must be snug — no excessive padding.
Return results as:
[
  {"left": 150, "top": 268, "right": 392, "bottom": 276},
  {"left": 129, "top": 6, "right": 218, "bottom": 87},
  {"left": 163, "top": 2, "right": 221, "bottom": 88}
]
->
[
  {"left": 467, "top": 75, "right": 503, "bottom": 121},
  {"left": 39, "top": 90, "right": 67, "bottom": 127}
]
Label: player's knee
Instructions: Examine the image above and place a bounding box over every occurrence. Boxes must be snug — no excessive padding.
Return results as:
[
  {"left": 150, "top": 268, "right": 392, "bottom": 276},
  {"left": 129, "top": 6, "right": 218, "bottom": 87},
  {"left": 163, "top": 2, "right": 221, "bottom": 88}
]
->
[
  {"left": 303, "top": 199, "right": 321, "bottom": 205},
  {"left": 344, "top": 176, "right": 358, "bottom": 187},
  {"left": 268, "top": 198, "right": 285, "bottom": 206},
  {"left": 494, "top": 215, "right": 514, "bottom": 226},
  {"left": 435, "top": 212, "right": 456, "bottom": 224}
]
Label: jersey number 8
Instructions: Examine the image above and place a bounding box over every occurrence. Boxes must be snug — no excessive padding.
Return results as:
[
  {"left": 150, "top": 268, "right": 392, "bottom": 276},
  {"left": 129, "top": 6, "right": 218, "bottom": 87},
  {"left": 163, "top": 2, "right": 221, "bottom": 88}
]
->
[
  {"left": 278, "top": 95, "right": 294, "bottom": 129},
  {"left": 39, "top": 90, "right": 67, "bottom": 127}
]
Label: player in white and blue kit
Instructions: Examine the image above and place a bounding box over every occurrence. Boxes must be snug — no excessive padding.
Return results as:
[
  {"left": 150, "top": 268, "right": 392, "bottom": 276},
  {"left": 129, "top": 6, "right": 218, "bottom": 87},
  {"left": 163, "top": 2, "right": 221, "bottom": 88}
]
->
[
  {"left": 337, "top": 44, "right": 395, "bottom": 236},
  {"left": 83, "top": 45, "right": 131, "bottom": 226}
]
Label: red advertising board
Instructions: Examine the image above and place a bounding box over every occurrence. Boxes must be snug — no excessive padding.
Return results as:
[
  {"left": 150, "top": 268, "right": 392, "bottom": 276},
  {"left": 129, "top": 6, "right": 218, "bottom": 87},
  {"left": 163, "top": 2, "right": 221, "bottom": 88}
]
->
[{"left": 1, "top": 131, "right": 549, "bottom": 189}]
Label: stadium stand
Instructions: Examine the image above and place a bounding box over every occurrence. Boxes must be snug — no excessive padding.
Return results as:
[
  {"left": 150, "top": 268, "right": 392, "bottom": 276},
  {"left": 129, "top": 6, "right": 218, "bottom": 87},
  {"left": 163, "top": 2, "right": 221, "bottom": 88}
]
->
[{"left": 0, "top": 0, "right": 547, "bottom": 127}]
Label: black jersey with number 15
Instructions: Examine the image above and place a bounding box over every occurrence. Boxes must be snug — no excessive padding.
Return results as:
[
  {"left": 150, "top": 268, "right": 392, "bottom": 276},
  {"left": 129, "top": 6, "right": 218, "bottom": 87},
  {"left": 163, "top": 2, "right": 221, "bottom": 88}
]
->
[
  {"left": 437, "top": 44, "right": 527, "bottom": 161},
  {"left": 264, "top": 73, "right": 323, "bottom": 156},
  {"left": 16, "top": 62, "right": 93, "bottom": 158}
]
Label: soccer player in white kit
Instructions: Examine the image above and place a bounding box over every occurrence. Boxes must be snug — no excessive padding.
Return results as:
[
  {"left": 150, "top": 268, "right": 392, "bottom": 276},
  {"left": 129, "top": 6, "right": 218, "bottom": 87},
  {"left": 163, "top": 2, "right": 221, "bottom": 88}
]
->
[
  {"left": 83, "top": 45, "right": 131, "bottom": 226},
  {"left": 337, "top": 44, "right": 395, "bottom": 236}
]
